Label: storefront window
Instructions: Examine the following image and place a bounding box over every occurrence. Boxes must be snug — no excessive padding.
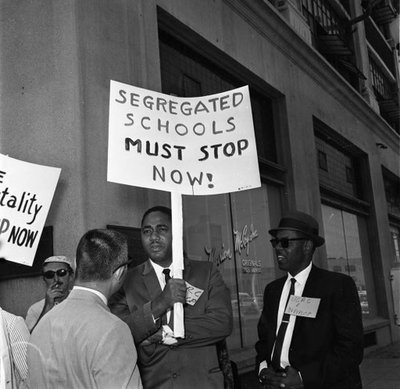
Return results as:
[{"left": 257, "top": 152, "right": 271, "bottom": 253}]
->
[
  {"left": 182, "top": 183, "right": 281, "bottom": 350},
  {"left": 390, "top": 226, "right": 400, "bottom": 263},
  {"left": 321, "top": 205, "right": 370, "bottom": 315}
]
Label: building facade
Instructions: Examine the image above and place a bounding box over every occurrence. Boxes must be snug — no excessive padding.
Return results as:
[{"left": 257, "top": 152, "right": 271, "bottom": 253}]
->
[{"left": 0, "top": 0, "right": 399, "bottom": 373}]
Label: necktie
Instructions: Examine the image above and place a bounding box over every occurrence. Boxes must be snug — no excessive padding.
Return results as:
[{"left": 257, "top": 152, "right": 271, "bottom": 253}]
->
[
  {"left": 163, "top": 268, "right": 171, "bottom": 284},
  {"left": 162, "top": 269, "right": 173, "bottom": 328},
  {"left": 271, "top": 278, "right": 296, "bottom": 370}
]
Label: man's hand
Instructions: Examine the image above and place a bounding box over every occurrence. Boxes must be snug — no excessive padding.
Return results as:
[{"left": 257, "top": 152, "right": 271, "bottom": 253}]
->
[
  {"left": 259, "top": 366, "right": 281, "bottom": 388},
  {"left": 259, "top": 366, "right": 303, "bottom": 389},
  {"left": 162, "top": 279, "right": 187, "bottom": 307},
  {"left": 44, "top": 281, "right": 67, "bottom": 309},
  {"left": 151, "top": 279, "right": 187, "bottom": 319},
  {"left": 276, "top": 366, "right": 303, "bottom": 389}
]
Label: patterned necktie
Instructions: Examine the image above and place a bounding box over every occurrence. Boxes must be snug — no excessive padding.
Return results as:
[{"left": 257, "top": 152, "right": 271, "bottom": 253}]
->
[{"left": 271, "top": 278, "right": 296, "bottom": 370}]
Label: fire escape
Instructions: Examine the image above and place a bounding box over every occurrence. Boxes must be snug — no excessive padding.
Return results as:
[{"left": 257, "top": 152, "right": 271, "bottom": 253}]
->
[
  {"left": 268, "top": 0, "right": 400, "bottom": 133},
  {"left": 366, "top": 0, "right": 399, "bottom": 132}
]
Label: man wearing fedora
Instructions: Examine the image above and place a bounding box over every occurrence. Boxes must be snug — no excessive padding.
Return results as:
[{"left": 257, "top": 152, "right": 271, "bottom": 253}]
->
[{"left": 256, "top": 210, "right": 363, "bottom": 389}]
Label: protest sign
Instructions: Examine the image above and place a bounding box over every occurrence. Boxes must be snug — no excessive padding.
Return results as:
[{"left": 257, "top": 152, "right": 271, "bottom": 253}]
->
[
  {"left": 107, "top": 80, "right": 261, "bottom": 337},
  {"left": 0, "top": 154, "right": 61, "bottom": 266},
  {"left": 107, "top": 80, "right": 261, "bottom": 195}
]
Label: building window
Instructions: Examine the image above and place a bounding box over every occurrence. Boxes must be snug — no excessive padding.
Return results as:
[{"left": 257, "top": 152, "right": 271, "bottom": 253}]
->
[
  {"left": 318, "top": 150, "right": 328, "bottom": 171},
  {"left": 316, "top": 120, "right": 373, "bottom": 318},
  {"left": 315, "top": 137, "right": 361, "bottom": 198},
  {"left": 183, "top": 184, "right": 282, "bottom": 349},
  {"left": 322, "top": 205, "right": 371, "bottom": 316},
  {"left": 383, "top": 168, "right": 400, "bottom": 219},
  {"left": 346, "top": 166, "right": 353, "bottom": 183},
  {"left": 314, "top": 119, "right": 365, "bottom": 201},
  {"left": 345, "top": 264, "right": 356, "bottom": 272},
  {"left": 391, "top": 227, "right": 400, "bottom": 263}
]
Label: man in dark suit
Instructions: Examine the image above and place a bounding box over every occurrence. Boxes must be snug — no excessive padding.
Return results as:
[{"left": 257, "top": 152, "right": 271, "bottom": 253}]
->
[
  {"left": 110, "top": 206, "right": 233, "bottom": 389},
  {"left": 256, "top": 211, "right": 363, "bottom": 389}
]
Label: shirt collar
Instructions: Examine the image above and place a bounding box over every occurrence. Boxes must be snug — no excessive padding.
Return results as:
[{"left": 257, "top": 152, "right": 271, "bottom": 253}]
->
[
  {"left": 287, "top": 262, "right": 312, "bottom": 286},
  {"left": 150, "top": 260, "right": 173, "bottom": 285},
  {"left": 73, "top": 286, "right": 107, "bottom": 305}
]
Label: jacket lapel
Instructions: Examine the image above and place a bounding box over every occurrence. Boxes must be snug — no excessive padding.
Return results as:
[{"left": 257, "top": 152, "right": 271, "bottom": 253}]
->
[
  {"left": 142, "top": 260, "right": 163, "bottom": 301},
  {"left": 301, "top": 265, "right": 321, "bottom": 297},
  {"left": 270, "top": 277, "right": 286, "bottom": 332}
]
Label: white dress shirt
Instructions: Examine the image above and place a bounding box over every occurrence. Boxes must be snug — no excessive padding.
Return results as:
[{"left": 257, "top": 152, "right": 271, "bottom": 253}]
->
[
  {"left": 150, "top": 260, "right": 173, "bottom": 290},
  {"left": 150, "top": 260, "right": 173, "bottom": 323},
  {"left": 276, "top": 262, "right": 312, "bottom": 368},
  {"left": 259, "top": 262, "right": 312, "bottom": 372}
]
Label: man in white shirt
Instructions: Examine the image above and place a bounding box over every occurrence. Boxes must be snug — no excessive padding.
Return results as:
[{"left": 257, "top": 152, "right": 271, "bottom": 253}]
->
[
  {"left": 27, "top": 229, "right": 142, "bottom": 389},
  {"left": 256, "top": 211, "right": 363, "bottom": 389}
]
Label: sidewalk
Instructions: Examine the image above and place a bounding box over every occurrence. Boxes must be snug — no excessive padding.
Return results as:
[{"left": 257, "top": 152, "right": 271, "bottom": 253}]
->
[
  {"left": 360, "top": 341, "right": 400, "bottom": 389},
  {"left": 238, "top": 341, "right": 400, "bottom": 389}
]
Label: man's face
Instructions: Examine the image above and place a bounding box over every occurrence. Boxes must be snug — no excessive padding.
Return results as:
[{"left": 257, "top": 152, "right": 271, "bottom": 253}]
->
[
  {"left": 272, "top": 230, "right": 311, "bottom": 276},
  {"left": 141, "top": 210, "right": 172, "bottom": 267},
  {"left": 42, "top": 262, "right": 72, "bottom": 296}
]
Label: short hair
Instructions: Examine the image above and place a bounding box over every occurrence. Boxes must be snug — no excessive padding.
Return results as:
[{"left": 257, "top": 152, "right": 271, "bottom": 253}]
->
[
  {"left": 75, "top": 229, "right": 127, "bottom": 282},
  {"left": 141, "top": 206, "right": 171, "bottom": 226}
]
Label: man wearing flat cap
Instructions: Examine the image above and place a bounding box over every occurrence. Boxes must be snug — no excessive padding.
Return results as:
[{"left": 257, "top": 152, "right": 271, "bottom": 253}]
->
[
  {"left": 256, "top": 211, "right": 363, "bottom": 389},
  {"left": 25, "top": 255, "right": 75, "bottom": 332}
]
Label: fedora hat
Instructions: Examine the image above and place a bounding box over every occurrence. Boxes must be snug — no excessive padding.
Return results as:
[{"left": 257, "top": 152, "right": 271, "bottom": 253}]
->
[{"left": 269, "top": 211, "right": 325, "bottom": 247}]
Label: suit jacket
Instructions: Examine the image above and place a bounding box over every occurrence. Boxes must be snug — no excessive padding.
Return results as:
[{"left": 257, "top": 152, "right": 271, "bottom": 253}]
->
[
  {"left": 109, "top": 259, "right": 233, "bottom": 389},
  {"left": 256, "top": 265, "right": 364, "bottom": 389},
  {"left": 28, "top": 289, "right": 142, "bottom": 389}
]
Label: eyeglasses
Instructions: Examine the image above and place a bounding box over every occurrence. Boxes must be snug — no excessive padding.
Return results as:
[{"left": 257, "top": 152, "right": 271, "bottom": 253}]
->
[
  {"left": 43, "top": 269, "right": 70, "bottom": 279},
  {"left": 112, "top": 259, "right": 132, "bottom": 273},
  {"left": 270, "top": 238, "right": 309, "bottom": 248}
]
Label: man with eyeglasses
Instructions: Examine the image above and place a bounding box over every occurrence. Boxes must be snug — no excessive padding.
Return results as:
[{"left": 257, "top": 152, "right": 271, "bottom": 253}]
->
[
  {"left": 25, "top": 255, "right": 75, "bottom": 332},
  {"left": 27, "top": 229, "right": 142, "bottom": 388},
  {"left": 256, "top": 211, "right": 363, "bottom": 389}
]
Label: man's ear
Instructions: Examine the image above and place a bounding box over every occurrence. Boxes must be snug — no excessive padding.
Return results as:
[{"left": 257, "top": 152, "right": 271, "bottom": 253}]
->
[{"left": 304, "top": 240, "right": 314, "bottom": 256}]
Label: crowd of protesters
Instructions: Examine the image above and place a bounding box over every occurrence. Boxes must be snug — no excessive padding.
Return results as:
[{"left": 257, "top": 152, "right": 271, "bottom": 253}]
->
[{"left": 1, "top": 208, "right": 363, "bottom": 389}]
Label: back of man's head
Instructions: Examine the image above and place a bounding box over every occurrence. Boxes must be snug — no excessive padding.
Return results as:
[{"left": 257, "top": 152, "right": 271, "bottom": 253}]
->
[{"left": 75, "top": 229, "right": 127, "bottom": 282}]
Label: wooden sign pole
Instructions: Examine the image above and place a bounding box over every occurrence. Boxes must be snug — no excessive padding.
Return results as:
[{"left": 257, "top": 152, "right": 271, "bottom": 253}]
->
[{"left": 171, "top": 192, "right": 185, "bottom": 338}]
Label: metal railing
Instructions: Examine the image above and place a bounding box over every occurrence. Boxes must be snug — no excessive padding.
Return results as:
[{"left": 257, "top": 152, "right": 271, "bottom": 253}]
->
[{"left": 369, "top": 56, "right": 394, "bottom": 100}]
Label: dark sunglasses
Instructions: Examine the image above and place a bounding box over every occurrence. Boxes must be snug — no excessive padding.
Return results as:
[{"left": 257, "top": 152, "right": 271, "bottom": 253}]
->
[
  {"left": 43, "top": 269, "right": 70, "bottom": 279},
  {"left": 270, "top": 238, "right": 308, "bottom": 248}
]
